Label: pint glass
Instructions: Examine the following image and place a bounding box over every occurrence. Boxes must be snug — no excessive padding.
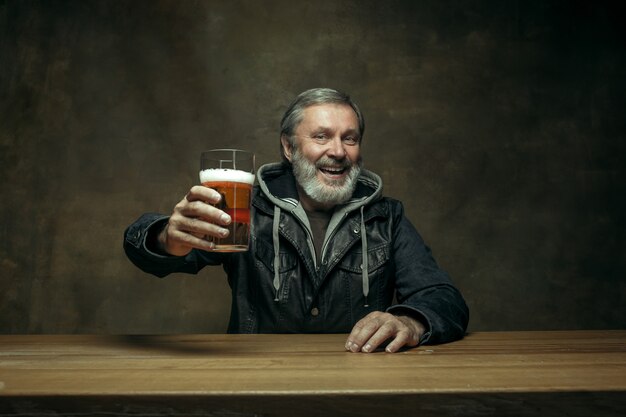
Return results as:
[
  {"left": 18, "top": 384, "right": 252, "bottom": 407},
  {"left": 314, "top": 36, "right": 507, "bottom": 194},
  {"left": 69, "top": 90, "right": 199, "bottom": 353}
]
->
[{"left": 200, "top": 149, "right": 255, "bottom": 252}]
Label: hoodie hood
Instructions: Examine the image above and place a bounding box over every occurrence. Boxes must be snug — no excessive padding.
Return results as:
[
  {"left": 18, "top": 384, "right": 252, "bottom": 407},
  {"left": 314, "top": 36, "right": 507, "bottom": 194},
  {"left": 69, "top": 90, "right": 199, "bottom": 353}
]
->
[
  {"left": 256, "top": 162, "right": 383, "bottom": 306},
  {"left": 257, "top": 162, "right": 383, "bottom": 213}
]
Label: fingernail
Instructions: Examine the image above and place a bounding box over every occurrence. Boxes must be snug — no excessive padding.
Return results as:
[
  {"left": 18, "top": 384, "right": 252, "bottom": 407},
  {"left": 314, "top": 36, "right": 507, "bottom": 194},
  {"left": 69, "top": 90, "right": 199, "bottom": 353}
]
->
[
  {"left": 212, "top": 191, "right": 221, "bottom": 200},
  {"left": 363, "top": 344, "right": 371, "bottom": 353},
  {"left": 345, "top": 342, "right": 351, "bottom": 351},
  {"left": 350, "top": 343, "right": 359, "bottom": 353},
  {"left": 220, "top": 213, "right": 231, "bottom": 224}
]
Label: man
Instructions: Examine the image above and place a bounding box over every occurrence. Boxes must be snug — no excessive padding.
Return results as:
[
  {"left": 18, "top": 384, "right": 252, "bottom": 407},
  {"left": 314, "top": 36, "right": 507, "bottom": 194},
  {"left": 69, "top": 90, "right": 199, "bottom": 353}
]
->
[{"left": 124, "top": 88, "right": 469, "bottom": 353}]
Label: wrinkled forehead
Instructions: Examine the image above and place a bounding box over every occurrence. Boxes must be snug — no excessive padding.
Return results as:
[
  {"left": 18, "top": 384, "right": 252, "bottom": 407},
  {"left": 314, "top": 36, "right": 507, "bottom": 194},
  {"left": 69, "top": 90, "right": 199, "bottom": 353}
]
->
[{"left": 297, "top": 103, "right": 360, "bottom": 132}]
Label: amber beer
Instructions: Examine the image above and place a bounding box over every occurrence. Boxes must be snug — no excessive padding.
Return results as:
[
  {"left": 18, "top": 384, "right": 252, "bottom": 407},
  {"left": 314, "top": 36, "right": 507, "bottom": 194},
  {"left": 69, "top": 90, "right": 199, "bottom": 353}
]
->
[{"left": 199, "top": 168, "right": 255, "bottom": 252}]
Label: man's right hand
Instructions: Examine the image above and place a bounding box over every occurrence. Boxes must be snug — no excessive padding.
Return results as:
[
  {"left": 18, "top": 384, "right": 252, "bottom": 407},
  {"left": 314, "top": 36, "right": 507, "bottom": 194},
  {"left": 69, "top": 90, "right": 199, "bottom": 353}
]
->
[{"left": 157, "top": 185, "right": 232, "bottom": 256}]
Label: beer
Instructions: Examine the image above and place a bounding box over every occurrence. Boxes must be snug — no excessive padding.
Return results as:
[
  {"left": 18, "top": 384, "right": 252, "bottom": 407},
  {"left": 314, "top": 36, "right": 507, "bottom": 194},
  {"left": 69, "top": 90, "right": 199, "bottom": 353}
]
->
[{"left": 200, "top": 168, "right": 255, "bottom": 252}]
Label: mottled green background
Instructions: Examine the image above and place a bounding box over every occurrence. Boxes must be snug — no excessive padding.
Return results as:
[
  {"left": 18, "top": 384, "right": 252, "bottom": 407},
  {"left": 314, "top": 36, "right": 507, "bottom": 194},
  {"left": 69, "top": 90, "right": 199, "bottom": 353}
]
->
[{"left": 1, "top": 0, "right": 624, "bottom": 334}]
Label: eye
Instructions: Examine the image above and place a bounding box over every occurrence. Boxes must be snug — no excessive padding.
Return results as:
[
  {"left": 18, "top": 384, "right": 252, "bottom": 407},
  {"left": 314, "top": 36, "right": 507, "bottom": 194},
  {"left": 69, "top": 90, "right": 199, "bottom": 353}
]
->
[
  {"left": 343, "top": 135, "right": 359, "bottom": 145},
  {"left": 313, "top": 132, "right": 328, "bottom": 140}
]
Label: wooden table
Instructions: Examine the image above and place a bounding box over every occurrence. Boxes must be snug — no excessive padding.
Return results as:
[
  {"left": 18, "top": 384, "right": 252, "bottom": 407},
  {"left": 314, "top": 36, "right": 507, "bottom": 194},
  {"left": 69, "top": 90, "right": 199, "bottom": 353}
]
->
[{"left": 1, "top": 331, "right": 625, "bottom": 416}]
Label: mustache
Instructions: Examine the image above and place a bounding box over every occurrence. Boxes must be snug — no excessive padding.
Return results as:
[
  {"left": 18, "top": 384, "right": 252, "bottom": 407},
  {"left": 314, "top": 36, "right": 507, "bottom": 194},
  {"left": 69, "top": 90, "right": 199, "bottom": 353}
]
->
[{"left": 315, "top": 157, "right": 358, "bottom": 169}]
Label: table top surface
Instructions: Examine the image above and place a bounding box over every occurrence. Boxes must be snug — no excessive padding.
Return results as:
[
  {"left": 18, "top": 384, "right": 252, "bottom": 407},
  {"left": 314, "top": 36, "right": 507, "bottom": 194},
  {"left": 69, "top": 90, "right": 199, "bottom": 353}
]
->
[{"left": 1, "top": 330, "right": 625, "bottom": 397}]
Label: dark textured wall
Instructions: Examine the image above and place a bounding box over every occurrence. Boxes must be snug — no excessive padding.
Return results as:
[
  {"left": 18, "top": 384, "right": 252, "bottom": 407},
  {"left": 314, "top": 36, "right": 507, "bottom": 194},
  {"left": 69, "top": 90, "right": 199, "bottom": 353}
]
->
[{"left": 1, "top": 0, "right": 624, "bottom": 334}]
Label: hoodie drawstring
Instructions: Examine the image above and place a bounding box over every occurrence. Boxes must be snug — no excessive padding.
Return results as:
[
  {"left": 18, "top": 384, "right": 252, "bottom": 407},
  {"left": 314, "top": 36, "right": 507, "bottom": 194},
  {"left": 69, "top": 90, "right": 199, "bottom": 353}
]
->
[
  {"left": 272, "top": 206, "right": 281, "bottom": 301},
  {"left": 360, "top": 206, "right": 369, "bottom": 307},
  {"left": 273, "top": 204, "right": 369, "bottom": 306}
]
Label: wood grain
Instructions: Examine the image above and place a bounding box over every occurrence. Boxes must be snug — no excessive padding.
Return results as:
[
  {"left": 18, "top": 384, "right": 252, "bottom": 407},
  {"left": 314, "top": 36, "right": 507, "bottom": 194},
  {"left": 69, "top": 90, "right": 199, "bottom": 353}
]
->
[{"left": 1, "top": 331, "right": 625, "bottom": 416}]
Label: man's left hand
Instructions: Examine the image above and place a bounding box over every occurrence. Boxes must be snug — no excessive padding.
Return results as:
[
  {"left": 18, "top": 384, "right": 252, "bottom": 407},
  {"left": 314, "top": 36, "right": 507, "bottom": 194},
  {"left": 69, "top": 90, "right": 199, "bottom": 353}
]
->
[{"left": 345, "top": 311, "right": 426, "bottom": 353}]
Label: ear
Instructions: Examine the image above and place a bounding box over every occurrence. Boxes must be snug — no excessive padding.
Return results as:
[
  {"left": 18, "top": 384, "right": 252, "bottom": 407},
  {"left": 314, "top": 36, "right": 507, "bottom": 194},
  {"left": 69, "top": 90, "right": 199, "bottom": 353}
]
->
[{"left": 281, "top": 134, "right": 293, "bottom": 162}]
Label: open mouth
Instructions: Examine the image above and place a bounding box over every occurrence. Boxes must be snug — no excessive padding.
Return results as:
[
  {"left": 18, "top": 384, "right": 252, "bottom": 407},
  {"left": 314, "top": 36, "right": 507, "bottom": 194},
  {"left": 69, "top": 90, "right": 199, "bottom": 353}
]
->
[{"left": 319, "top": 166, "right": 348, "bottom": 176}]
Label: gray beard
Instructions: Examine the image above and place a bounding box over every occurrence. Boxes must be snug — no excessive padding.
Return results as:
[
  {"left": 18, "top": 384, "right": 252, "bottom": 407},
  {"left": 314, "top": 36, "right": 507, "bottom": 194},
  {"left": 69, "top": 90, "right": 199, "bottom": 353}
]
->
[{"left": 291, "top": 149, "right": 362, "bottom": 206}]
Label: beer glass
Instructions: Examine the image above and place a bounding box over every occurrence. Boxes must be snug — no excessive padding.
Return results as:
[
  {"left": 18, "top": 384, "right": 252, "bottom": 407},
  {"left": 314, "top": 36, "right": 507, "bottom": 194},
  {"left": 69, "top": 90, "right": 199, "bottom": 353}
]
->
[{"left": 200, "top": 149, "right": 255, "bottom": 252}]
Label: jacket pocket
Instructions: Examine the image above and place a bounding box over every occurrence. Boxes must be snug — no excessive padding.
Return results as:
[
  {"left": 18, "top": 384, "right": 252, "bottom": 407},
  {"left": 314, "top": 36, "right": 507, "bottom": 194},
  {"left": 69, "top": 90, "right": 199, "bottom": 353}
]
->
[
  {"left": 252, "top": 237, "right": 300, "bottom": 318},
  {"left": 253, "top": 237, "right": 298, "bottom": 274},
  {"left": 337, "top": 242, "right": 393, "bottom": 314},
  {"left": 337, "top": 242, "right": 390, "bottom": 274}
]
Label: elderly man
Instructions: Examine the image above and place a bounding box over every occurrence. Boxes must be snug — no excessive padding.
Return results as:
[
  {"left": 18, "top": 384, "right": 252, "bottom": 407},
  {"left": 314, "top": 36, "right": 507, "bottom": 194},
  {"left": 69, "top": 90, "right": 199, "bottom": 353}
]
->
[{"left": 124, "top": 88, "right": 469, "bottom": 353}]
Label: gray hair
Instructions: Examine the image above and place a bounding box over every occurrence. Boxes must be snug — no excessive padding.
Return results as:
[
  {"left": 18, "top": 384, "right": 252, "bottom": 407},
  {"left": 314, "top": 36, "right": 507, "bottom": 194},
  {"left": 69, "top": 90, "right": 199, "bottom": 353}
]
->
[{"left": 279, "top": 88, "right": 365, "bottom": 162}]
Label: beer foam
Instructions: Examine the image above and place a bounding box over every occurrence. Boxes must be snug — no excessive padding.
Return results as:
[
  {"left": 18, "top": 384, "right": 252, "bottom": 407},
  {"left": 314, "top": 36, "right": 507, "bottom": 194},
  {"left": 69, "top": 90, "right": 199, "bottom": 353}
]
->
[{"left": 199, "top": 168, "right": 255, "bottom": 185}]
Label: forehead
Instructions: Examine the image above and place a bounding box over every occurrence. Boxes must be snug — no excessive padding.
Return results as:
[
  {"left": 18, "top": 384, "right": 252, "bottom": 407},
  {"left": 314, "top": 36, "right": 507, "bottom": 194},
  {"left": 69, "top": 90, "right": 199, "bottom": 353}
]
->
[{"left": 297, "top": 103, "right": 359, "bottom": 131}]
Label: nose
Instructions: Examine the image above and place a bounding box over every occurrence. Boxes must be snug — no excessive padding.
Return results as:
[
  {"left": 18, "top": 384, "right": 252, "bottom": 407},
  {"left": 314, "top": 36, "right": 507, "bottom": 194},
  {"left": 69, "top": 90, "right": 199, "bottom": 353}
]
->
[{"left": 326, "top": 136, "right": 346, "bottom": 160}]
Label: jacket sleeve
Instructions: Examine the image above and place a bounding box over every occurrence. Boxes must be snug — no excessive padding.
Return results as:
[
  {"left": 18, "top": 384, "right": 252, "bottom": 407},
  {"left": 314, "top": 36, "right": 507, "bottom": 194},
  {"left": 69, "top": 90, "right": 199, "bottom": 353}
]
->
[
  {"left": 385, "top": 202, "right": 469, "bottom": 345},
  {"left": 123, "top": 213, "right": 224, "bottom": 277}
]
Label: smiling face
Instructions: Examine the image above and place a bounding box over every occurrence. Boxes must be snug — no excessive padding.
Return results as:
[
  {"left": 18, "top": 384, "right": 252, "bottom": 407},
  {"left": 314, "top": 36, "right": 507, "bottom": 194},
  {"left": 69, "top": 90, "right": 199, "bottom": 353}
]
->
[{"left": 281, "top": 103, "right": 362, "bottom": 211}]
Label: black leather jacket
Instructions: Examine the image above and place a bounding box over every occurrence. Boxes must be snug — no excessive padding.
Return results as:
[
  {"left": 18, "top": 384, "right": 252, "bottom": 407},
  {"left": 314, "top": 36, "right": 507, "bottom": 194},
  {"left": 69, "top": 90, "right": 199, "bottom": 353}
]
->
[{"left": 124, "top": 163, "right": 469, "bottom": 344}]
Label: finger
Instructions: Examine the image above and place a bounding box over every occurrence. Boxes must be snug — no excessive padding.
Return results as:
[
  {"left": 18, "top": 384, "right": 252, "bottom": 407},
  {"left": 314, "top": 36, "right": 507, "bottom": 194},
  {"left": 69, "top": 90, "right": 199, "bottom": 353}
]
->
[
  {"left": 186, "top": 185, "right": 223, "bottom": 204},
  {"left": 345, "top": 312, "right": 385, "bottom": 352},
  {"left": 177, "top": 200, "right": 231, "bottom": 226},
  {"left": 170, "top": 214, "right": 230, "bottom": 240},
  {"left": 345, "top": 317, "right": 375, "bottom": 352},
  {"left": 167, "top": 227, "right": 216, "bottom": 252},
  {"left": 383, "top": 330, "right": 417, "bottom": 353},
  {"left": 383, "top": 316, "right": 422, "bottom": 353},
  {"left": 360, "top": 321, "right": 398, "bottom": 353},
  {"left": 175, "top": 187, "right": 231, "bottom": 226}
]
